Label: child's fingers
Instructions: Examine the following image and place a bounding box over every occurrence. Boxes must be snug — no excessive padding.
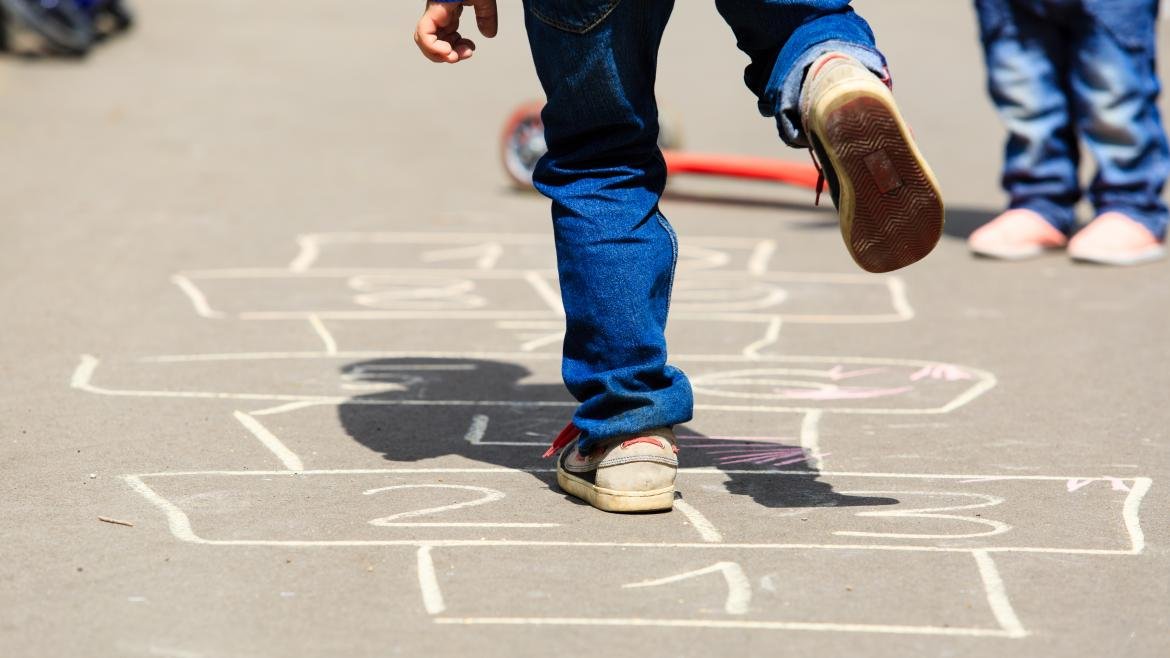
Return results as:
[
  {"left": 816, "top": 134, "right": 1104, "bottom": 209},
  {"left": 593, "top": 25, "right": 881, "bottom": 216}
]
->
[
  {"left": 469, "top": 0, "right": 498, "bottom": 38},
  {"left": 415, "top": 30, "right": 454, "bottom": 62},
  {"left": 414, "top": 3, "right": 462, "bottom": 62},
  {"left": 453, "top": 37, "right": 476, "bottom": 60}
]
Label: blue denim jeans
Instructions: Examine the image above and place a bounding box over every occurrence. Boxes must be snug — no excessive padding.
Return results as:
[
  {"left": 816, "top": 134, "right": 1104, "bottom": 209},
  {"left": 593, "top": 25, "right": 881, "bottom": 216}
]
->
[
  {"left": 975, "top": 0, "right": 1170, "bottom": 237},
  {"left": 521, "top": 0, "right": 887, "bottom": 448}
]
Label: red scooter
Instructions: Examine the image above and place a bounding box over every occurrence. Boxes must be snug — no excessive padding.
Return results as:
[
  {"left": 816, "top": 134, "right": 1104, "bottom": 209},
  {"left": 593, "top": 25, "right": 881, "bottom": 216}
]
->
[{"left": 500, "top": 100, "right": 820, "bottom": 192}]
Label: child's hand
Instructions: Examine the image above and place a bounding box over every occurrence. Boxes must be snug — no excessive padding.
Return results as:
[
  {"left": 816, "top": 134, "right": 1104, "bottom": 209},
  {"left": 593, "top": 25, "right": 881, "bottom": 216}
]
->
[{"left": 414, "top": 0, "right": 498, "bottom": 63}]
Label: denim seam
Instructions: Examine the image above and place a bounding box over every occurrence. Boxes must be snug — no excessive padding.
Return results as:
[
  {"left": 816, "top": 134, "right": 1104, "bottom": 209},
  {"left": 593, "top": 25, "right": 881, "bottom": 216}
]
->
[
  {"left": 654, "top": 210, "right": 678, "bottom": 318},
  {"left": 529, "top": 0, "right": 622, "bottom": 35}
]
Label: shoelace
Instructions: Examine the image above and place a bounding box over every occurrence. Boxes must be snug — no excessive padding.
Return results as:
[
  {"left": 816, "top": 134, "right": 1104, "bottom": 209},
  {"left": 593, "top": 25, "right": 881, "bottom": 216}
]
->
[
  {"left": 542, "top": 423, "right": 678, "bottom": 458},
  {"left": 542, "top": 422, "right": 581, "bottom": 459},
  {"left": 808, "top": 147, "right": 826, "bottom": 207}
]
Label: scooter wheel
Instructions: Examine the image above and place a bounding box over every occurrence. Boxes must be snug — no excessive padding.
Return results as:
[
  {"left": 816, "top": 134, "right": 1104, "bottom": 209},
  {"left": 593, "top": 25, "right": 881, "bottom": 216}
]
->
[
  {"left": 499, "top": 100, "right": 547, "bottom": 190},
  {"left": 499, "top": 100, "right": 685, "bottom": 189}
]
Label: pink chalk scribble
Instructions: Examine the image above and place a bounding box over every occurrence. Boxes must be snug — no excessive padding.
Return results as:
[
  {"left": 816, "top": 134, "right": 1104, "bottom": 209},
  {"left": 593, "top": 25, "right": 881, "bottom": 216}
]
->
[
  {"left": 909, "top": 364, "right": 975, "bottom": 382},
  {"left": 680, "top": 438, "right": 821, "bottom": 467},
  {"left": 826, "top": 365, "right": 887, "bottom": 381}
]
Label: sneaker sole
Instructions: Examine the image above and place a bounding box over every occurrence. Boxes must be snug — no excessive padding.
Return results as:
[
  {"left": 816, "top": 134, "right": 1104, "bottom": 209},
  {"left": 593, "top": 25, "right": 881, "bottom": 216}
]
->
[
  {"left": 556, "top": 469, "right": 675, "bottom": 513},
  {"left": 809, "top": 84, "right": 944, "bottom": 273},
  {"left": 1069, "top": 245, "right": 1166, "bottom": 266},
  {"left": 970, "top": 243, "right": 1064, "bottom": 261}
]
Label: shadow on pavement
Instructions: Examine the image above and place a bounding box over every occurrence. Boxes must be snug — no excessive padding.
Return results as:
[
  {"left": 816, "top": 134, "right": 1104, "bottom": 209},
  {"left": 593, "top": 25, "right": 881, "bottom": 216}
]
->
[
  {"left": 337, "top": 357, "right": 897, "bottom": 511},
  {"left": 944, "top": 206, "right": 998, "bottom": 240}
]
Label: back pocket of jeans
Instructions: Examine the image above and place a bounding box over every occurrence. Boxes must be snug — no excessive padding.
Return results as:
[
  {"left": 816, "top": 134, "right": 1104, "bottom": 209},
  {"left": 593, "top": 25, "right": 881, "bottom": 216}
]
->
[{"left": 526, "top": 0, "right": 623, "bottom": 34}]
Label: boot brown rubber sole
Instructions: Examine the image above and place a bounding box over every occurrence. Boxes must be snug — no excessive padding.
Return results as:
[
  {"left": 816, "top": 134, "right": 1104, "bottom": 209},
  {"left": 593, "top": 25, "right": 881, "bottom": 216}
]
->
[{"left": 810, "top": 87, "right": 944, "bottom": 273}]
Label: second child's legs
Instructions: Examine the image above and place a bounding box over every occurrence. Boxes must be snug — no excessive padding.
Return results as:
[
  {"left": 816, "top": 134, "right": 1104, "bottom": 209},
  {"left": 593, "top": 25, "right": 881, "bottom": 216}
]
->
[
  {"left": 1067, "top": 1, "right": 1170, "bottom": 239},
  {"left": 977, "top": 2, "right": 1080, "bottom": 232},
  {"left": 967, "top": 0, "right": 1081, "bottom": 259}
]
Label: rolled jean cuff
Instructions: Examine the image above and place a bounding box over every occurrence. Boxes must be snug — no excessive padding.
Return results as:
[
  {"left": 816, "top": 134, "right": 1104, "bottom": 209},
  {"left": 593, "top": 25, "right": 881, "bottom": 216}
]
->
[
  {"left": 774, "top": 40, "right": 888, "bottom": 147},
  {"left": 1009, "top": 199, "right": 1076, "bottom": 233}
]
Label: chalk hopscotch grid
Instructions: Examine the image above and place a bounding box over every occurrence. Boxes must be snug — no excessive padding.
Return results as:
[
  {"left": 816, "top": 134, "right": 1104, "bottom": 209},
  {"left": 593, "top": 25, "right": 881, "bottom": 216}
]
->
[{"left": 78, "top": 231, "right": 1154, "bottom": 640}]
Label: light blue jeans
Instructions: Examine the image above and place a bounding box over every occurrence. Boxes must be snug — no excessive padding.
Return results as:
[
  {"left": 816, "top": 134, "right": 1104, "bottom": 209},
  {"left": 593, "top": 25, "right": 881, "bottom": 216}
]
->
[
  {"left": 521, "top": 0, "right": 888, "bottom": 449},
  {"left": 975, "top": 0, "right": 1170, "bottom": 237}
]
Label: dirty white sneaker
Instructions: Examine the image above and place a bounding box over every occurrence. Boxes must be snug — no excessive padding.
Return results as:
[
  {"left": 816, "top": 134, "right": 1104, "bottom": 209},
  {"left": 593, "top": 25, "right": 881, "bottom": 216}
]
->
[
  {"left": 801, "top": 53, "right": 944, "bottom": 273},
  {"left": 545, "top": 425, "right": 678, "bottom": 513}
]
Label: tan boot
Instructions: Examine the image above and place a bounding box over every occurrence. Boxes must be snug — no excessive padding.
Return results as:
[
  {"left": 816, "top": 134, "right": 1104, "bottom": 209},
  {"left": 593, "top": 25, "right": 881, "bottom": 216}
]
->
[
  {"left": 801, "top": 53, "right": 944, "bottom": 273},
  {"left": 552, "top": 426, "right": 678, "bottom": 513}
]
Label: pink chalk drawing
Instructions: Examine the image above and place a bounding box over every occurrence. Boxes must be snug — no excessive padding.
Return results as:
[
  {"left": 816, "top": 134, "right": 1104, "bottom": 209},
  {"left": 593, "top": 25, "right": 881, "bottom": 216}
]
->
[
  {"left": 909, "top": 364, "right": 976, "bottom": 382},
  {"left": 677, "top": 437, "right": 820, "bottom": 466},
  {"left": 826, "top": 366, "right": 888, "bottom": 381}
]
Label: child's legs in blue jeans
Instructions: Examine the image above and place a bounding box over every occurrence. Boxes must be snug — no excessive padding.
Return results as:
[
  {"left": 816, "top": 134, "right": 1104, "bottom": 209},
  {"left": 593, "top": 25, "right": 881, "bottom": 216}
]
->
[
  {"left": 523, "top": 0, "right": 690, "bottom": 449},
  {"left": 1069, "top": 0, "right": 1170, "bottom": 238},
  {"left": 521, "top": 0, "right": 891, "bottom": 449},
  {"left": 976, "top": 0, "right": 1081, "bottom": 232}
]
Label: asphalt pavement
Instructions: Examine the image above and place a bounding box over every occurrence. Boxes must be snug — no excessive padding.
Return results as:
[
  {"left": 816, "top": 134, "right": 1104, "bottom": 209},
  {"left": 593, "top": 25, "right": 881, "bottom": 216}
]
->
[{"left": 2, "top": 1, "right": 1168, "bottom": 656}]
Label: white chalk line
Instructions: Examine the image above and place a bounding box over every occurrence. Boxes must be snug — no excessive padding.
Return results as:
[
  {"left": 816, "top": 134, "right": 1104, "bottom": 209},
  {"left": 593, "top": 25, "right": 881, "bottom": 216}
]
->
[
  {"left": 289, "top": 235, "right": 320, "bottom": 272},
  {"left": 519, "top": 331, "right": 563, "bottom": 352},
  {"left": 416, "top": 546, "right": 446, "bottom": 614},
  {"left": 887, "top": 277, "right": 915, "bottom": 321},
  {"left": 462, "top": 414, "right": 489, "bottom": 445},
  {"left": 170, "top": 275, "right": 225, "bottom": 319},
  {"left": 522, "top": 271, "right": 564, "bottom": 317},
  {"left": 307, "top": 315, "right": 337, "bottom": 355},
  {"left": 1123, "top": 477, "right": 1152, "bottom": 554},
  {"left": 363, "top": 484, "right": 560, "bottom": 528},
  {"left": 741, "top": 317, "right": 782, "bottom": 360},
  {"left": 673, "top": 497, "right": 724, "bottom": 543},
  {"left": 230, "top": 310, "right": 913, "bottom": 324},
  {"left": 800, "top": 410, "right": 825, "bottom": 471},
  {"left": 122, "top": 476, "right": 201, "bottom": 543},
  {"left": 75, "top": 355, "right": 996, "bottom": 416},
  {"left": 971, "top": 550, "right": 1028, "bottom": 638},
  {"left": 232, "top": 411, "right": 304, "bottom": 471},
  {"left": 746, "top": 240, "right": 776, "bottom": 276},
  {"left": 123, "top": 470, "right": 1148, "bottom": 555},
  {"left": 129, "top": 467, "right": 1147, "bottom": 484},
  {"left": 249, "top": 400, "right": 332, "bottom": 416},
  {"left": 431, "top": 617, "right": 1018, "bottom": 637},
  {"left": 420, "top": 242, "right": 503, "bottom": 270},
  {"left": 622, "top": 562, "right": 750, "bottom": 614},
  {"left": 178, "top": 266, "right": 901, "bottom": 285},
  {"left": 296, "top": 231, "right": 780, "bottom": 249}
]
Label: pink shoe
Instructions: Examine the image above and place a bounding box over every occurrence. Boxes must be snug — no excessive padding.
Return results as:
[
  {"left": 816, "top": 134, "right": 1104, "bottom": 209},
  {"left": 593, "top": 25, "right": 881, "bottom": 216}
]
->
[
  {"left": 1068, "top": 212, "right": 1166, "bottom": 266},
  {"left": 967, "top": 209, "right": 1068, "bottom": 260}
]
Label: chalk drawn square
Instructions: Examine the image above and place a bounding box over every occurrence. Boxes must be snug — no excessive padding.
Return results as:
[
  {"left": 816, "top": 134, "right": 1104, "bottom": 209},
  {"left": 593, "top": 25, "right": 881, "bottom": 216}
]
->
[
  {"left": 677, "top": 472, "right": 1148, "bottom": 553},
  {"left": 126, "top": 471, "right": 705, "bottom": 545},
  {"left": 426, "top": 546, "right": 1018, "bottom": 637},
  {"left": 288, "top": 232, "right": 778, "bottom": 274},
  {"left": 78, "top": 354, "right": 995, "bottom": 416}
]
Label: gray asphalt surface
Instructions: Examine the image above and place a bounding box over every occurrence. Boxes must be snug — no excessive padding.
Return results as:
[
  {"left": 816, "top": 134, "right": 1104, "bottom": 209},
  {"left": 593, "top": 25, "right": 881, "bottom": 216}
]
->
[{"left": 2, "top": 1, "right": 1169, "bottom": 657}]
